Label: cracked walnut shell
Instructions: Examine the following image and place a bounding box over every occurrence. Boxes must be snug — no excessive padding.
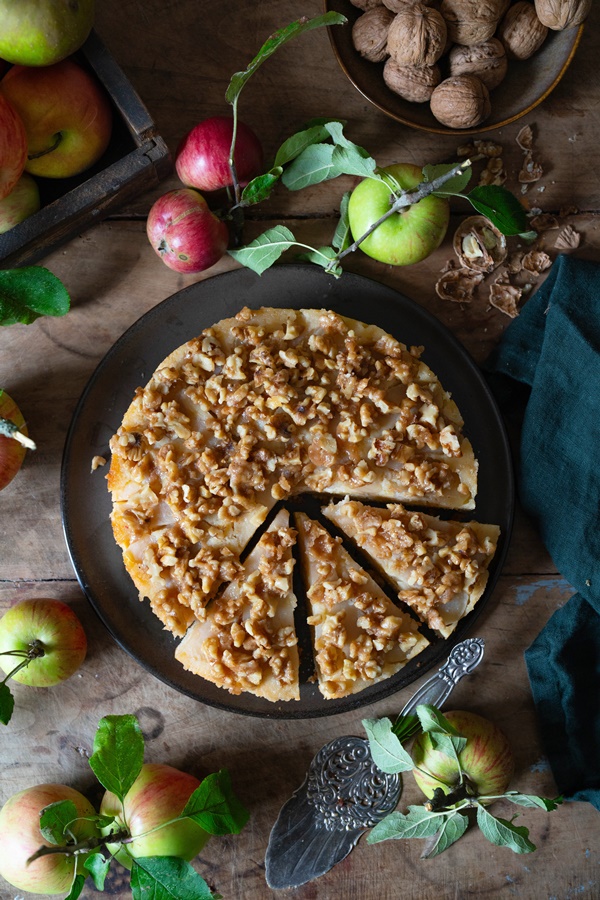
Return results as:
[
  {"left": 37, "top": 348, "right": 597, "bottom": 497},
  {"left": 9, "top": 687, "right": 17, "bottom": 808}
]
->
[
  {"left": 453, "top": 215, "right": 507, "bottom": 271},
  {"left": 440, "top": 0, "right": 510, "bottom": 45},
  {"left": 430, "top": 74, "right": 491, "bottom": 129},
  {"left": 386, "top": 4, "right": 448, "bottom": 67},
  {"left": 448, "top": 38, "right": 508, "bottom": 91},
  {"left": 534, "top": 0, "right": 591, "bottom": 29},
  {"left": 352, "top": 6, "right": 395, "bottom": 62},
  {"left": 498, "top": 2, "right": 549, "bottom": 59},
  {"left": 383, "top": 58, "right": 441, "bottom": 102}
]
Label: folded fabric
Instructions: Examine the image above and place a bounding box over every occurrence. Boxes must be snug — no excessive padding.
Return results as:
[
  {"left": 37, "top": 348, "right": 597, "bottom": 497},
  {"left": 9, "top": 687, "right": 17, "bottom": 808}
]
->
[{"left": 485, "top": 253, "right": 600, "bottom": 810}]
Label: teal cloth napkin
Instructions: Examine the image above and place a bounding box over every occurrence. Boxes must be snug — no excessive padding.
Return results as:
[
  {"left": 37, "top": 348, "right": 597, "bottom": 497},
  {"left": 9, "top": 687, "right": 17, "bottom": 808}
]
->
[{"left": 485, "top": 253, "right": 600, "bottom": 809}]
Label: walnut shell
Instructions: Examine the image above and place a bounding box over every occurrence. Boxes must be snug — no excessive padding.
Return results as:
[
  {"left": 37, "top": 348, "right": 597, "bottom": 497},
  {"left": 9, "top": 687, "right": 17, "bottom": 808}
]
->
[
  {"left": 386, "top": 4, "right": 448, "bottom": 66},
  {"left": 448, "top": 38, "right": 508, "bottom": 91},
  {"left": 498, "top": 2, "right": 548, "bottom": 59},
  {"left": 383, "top": 58, "right": 442, "bottom": 101},
  {"left": 440, "top": 0, "right": 509, "bottom": 45},
  {"left": 352, "top": 7, "right": 395, "bottom": 62},
  {"left": 430, "top": 74, "right": 491, "bottom": 129},
  {"left": 534, "top": 0, "right": 591, "bottom": 29},
  {"left": 453, "top": 215, "right": 507, "bottom": 271},
  {"left": 383, "top": 0, "right": 436, "bottom": 9},
  {"left": 350, "top": 0, "right": 385, "bottom": 10}
]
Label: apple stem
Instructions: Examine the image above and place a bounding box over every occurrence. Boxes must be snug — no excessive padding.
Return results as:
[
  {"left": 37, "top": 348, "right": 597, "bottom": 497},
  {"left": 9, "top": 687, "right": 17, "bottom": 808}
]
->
[
  {"left": 27, "top": 132, "right": 63, "bottom": 160},
  {"left": 0, "top": 640, "right": 45, "bottom": 685},
  {"left": 27, "top": 828, "right": 131, "bottom": 865},
  {"left": 425, "top": 779, "right": 478, "bottom": 812},
  {"left": 0, "top": 416, "right": 36, "bottom": 450}
]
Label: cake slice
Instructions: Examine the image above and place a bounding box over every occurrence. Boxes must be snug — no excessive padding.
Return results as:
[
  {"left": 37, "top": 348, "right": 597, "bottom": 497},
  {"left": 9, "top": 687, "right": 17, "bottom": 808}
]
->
[
  {"left": 323, "top": 499, "right": 500, "bottom": 639},
  {"left": 295, "top": 512, "right": 429, "bottom": 700},
  {"left": 174, "top": 510, "right": 300, "bottom": 701}
]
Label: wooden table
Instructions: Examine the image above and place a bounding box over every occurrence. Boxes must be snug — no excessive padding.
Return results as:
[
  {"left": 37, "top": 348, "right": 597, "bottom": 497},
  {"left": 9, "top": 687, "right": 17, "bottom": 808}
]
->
[{"left": 1, "top": 2, "right": 599, "bottom": 897}]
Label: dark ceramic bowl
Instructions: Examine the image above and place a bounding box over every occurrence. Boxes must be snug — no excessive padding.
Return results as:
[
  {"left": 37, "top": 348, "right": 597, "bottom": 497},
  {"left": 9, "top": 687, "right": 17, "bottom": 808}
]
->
[{"left": 325, "top": 0, "right": 584, "bottom": 135}]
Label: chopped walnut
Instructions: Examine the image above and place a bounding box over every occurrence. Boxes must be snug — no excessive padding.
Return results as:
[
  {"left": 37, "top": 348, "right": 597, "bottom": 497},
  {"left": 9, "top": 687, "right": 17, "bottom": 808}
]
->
[
  {"left": 436, "top": 267, "right": 485, "bottom": 302},
  {"left": 519, "top": 151, "right": 544, "bottom": 183},
  {"left": 522, "top": 249, "right": 552, "bottom": 276},
  {"left": 530, "top": 213, "right": 559, "bottom": 232},
  {"left": 91, "top": 455, "right": 107, "bottom": 472},
  {"left": 489, "top": 273, "right": 523, "bottom": 317}
]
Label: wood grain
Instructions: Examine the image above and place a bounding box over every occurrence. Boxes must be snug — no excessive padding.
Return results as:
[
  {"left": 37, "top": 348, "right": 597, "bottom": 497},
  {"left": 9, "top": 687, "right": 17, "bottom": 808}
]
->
[{"left": 1, "top": 0, "right": 599, "bottom": 897}]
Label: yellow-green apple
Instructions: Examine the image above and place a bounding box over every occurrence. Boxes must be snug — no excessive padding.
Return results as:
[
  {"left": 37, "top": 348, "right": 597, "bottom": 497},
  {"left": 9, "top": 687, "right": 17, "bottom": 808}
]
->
[
  {"left": 147, "top": 188, "right": 229, "bottom": 273},
  {"left": 0, "top": 59, "right": 112, "bottom": 178},
  {"left": 175, "top": 115, "right": 263, "bottom": 192},
  {"left": 0, "top": 93, "right": 27, "bottom": 200},
  {"left": 0, "top": 390, "right": 34, "bottom": 490},
  {"left": 0, "top": 783, "right": 98, "bottom": 894},
  {"left": 412, "top": 710, "right": 515, "bottom": 802},
  {"left": 0, "top": 0, "right": 95, "bottom": 67},
  {"left": 0, "top": 172, "right": 40, "bottom": 233},
  {"left": 100, "top": 763, "right": 210, "bottom": 869},
  {"left": 0, "top": 598, "right": 87, "bottom": 687},
  {"left": 347, "top": 163, "right": 450, "bottom": 266}
]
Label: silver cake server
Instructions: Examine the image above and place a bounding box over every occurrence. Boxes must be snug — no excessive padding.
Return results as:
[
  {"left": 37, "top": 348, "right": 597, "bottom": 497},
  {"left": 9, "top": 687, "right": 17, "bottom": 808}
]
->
[{"left": 265, "top": 636, "right": 485, "bottom": 890}]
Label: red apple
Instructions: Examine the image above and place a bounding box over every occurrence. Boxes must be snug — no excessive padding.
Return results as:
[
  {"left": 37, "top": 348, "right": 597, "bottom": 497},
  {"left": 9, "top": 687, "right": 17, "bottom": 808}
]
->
[
  {"left": 0, "top": 0, "right": 95, "bottom": 67},
  {"left": 0, "top": 783, "right": 98, "bottom": 894},
  {"left": 412, "top": 710, "right": 515, "bottom": 802},
  {"left": 0, "top": 59, "right": 112, "bottom": 179},
  {"left": 0, "top": 390, "right": 35, "bottom": 491},
  {"left": 147, "top": 188, "right": 229, "bottom": 273},
  {"left": 347, "top": 162, "right": 450, "bottom": 266},
  {"left": 0, "top": 598, "right": 87, "bottom": 687},
  {"left": 0, "top": 172, "right": 40, "bottom": 233},
  {"left": 175, "top": 115, "right": 263, "bottom": 192},
  {"left": 100, "top": 763, "right": 210, "bottom": 869},
  {"left": 0, "top": 92, "right": 27, "bottom": 200}
]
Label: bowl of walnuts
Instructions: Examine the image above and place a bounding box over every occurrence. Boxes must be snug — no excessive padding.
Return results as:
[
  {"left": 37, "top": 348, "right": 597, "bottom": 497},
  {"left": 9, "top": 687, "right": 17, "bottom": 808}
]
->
[{"left": 324, "top": 0, "right": 588, "bottom": 133}]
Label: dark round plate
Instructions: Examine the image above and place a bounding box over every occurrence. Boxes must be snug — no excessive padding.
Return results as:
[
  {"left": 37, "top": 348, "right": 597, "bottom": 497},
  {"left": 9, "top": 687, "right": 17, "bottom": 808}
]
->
[
  {"left": 61, "top": 264, "right": 514, "bottom": 719},
  {"left": 325, "top": 0, "right": 583, "bottom": 135}
]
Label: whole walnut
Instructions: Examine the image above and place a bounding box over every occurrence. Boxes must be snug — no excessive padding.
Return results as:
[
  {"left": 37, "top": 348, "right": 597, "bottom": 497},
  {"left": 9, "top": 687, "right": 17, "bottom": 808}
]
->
[
  {"left": 386, "top": 4, "right": 448, "bottom": 67},
  {"left": 352, "top": 7, "right": 395, "bottom": 62},
  {"left": 430, "top": 74, "right": 491, "bottom": 128},
  {"left": 448, "top": 38, "right": 508, "bottom": 91},
  {"left": 349, "top": 0, "right": 385, "bottom": 10},
  {"left": 498, "top": 2, "right": 548, "bottom": 59},
  {"left": 440, "top": 0, "right": 509, "bottom": 45},
  {"left": 383, "top": 58, "right": 442, "bottom": 102},
  {"left": 534, "top": 0, "right": 591, "bottom": 29},
  {"left": 383, "top": 0, "right": 436, "bottom": 9}
]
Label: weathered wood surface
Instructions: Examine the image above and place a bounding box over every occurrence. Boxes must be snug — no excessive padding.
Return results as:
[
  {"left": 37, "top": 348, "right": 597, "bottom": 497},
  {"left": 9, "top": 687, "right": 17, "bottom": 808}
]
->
[{"left": 1, "top": 0, "right": 600, "bottom": 897}]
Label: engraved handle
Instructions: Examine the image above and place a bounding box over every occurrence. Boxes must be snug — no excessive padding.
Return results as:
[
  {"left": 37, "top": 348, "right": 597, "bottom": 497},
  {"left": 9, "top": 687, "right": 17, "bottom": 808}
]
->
[{"left": 398, "top": 637, "right": 485, "bottom": 720}]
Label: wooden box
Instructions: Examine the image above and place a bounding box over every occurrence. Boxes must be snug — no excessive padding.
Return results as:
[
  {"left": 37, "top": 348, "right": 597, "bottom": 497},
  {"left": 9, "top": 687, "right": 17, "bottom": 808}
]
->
[{"left": 0, "top": 31, "right": 172, "bottom": 268}]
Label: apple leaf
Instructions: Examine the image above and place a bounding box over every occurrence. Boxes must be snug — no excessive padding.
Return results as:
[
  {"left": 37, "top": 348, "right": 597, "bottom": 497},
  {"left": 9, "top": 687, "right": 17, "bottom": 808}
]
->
[
  {"left": 130, "top": 856, "right": 215, "bottom": 900},
  {"left": 421, "top": 810, "right": 469, "bottom": 858},
  {"left": 240, "top": 169, "right": 283, "bottom": 206},
  {"left": 84, "top": 852, "right": 111, "bottom": 891},
  {"left": 503, "top": 792, "right": 564, "bottom": 811},
  {"left": 39, "top": 799, "right": 79, "bottom": 844},
  {"left": 466, "top": 185, "right": 531, "bottom": 236},
  {"left": 331, "top": 143, "right": 377, "bottom": 179},
  {"left": 391, "top": 712, "right": 421, "bottom": 744},
  {"left": 89, "top": 714, "right": 145, "bottom": 803},
  {"left": 417, "top": 704, "right": 462, "bottom": 737},
  {"left": 228, "top": 225, "right": 297, "bottom": 274},
  {"left": 0, "top": 682, "right": 14, "bottom": 725},
  {"left": 0, "top": 267, "right": 70, "bottom": 326},
  {"left": 281, "top": 143, "right": 338, "bottom": 191},
  {"left": 273, "top": 121, "right": 343, "bottom": 168},
  {"left": 297, "top": 246, "right": 343, "bottom": 278},
  {"left": 182, "top": 769, "right": 249, "bottom": 836},
  {"left": 332, "top": 192, "right": 351, "bottom": 252},
  {"left": 476, "top": 804, "right": 537, "bottom": 853},
  {"left": 64, "top": 873, "right": 86, "bottom": 900},
  {"left": 362, "top": 717, "right": 414, "bottom": 774},
  {"left": 368, "top": 805, "right": 444, "bottom": 843},
  {"left": 225, "top": 13, "right": 346, "bottom": 106},
  {"left": 423, "top": 163, "right": 472, "bottom": 197}
]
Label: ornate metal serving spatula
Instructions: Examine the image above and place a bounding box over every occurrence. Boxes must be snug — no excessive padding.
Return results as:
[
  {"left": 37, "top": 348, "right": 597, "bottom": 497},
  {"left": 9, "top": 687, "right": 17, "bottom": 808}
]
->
[{"left": 265, "top": 637, "right": 485, "bottom": 890}]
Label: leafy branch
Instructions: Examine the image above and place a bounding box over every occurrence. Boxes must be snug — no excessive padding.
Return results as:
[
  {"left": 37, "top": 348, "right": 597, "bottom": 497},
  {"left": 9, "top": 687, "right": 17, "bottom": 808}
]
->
[{"left": 364, "top": 704, "right": 561, "bottom": 859}]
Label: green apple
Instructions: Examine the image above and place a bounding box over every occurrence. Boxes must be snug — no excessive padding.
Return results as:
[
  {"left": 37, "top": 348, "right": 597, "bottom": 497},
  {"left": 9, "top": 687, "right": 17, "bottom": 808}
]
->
[
  {"left": 100, "top": 763, "right": 210, "bottom": 870},
  {"left": 412, "top": 710, "right": 515, "bottom": 802},
  {"left": 0, "top": 0, "right": 95, "bottom": 67},
  {"left": 0, "top": 173, "right": 40, "bottom": 233},
  {"left": 347, "top": 162, "right": 450, "bottom": 266},
  {"left": 0, "top": 59, "right": 112, "bottom": 179}
]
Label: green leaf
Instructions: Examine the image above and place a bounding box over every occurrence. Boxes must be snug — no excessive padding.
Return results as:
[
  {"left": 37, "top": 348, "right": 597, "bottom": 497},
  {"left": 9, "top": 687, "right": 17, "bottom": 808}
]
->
[
  {"left": 64, "top": 873, "right": 86, "bottom": 900},
  {"left": 331, "top": 143, "right": 377, "bottom": 179},
  {"left": 467, "top": 185, "right": 531, "bottom": 236},
  {"left": 429, "top": 732, "right": 467, "bottom": 761},
  {"left": 182, "top": 769, "right": 249, "bottom": 836},
  {"left": 39, "top": 800, "right": 79, "bottom": 844},
  {"left": 225, "top": 13, "right": 346, "bottom": 105},
  {"left": 240, "top": 169, "right": 282, "bottom": 206},
  {"left": 273, "top": 123, "right": 338, "bottom": 168},
  {"left": 0, "top": 681, "right": 14, "bottom": 725},
  {"left": 503, "top": 792, "right": 563, "bottom": 811},
  {"left": 421, "top": 811, "right": 469, "bottom": 858},
  {"left": 84, "top": 852, "right": 111, "bottom": 891},
  {"left": 363, "top": 717, "right": 414, "bottom": 775},
  {"left": 476, "top": 804, "right": 536, "bottom": 853},
  {"left": 391, "top": 713, "right": 421, "bottom": 744},
  {"left": 332, "top": 191, "right": 351, "bottom": 253},
  {"left": 228, "top": 225, "right": 297, "bottom": 275},
  {"left": 296, "top": 245, "right": 342, "bottom": 276},
  {"left": 417, "top": 705, "right": 462, "bottom": 736},
  {"left": 281, "top": 143, "right": 338, "bottom": 191},
  {"left": 89, "top": 714, "right": 144, "bottom": 802},
  {"left": 0, "top": 267, "right": 70, "bottom": 326},
  {"left": 130, "top": 856, "right": 215, "bottom": 900},
  {"left": 368, "top": 805, "right": 443, "bottom": 843},
  {"left": 423, "top": 163, "right": 472, "bottom": 197}
]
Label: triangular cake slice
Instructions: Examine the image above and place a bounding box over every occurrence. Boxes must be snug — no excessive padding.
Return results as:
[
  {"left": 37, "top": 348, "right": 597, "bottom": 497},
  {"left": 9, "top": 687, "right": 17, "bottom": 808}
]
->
[
  {"left": 323, "top": 499, "right": 500, "bottom": 639},
  {"left": 174, "top": 510, "right": 300, "bottom": 701},
  {"left": 295, "top": 512, "right": 429, "bottom": 700}
]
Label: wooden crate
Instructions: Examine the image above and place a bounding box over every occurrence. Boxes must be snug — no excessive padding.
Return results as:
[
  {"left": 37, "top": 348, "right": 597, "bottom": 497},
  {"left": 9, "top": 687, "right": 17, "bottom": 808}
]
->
[{"left": 0, "top": 30, "right": 172, "bottom": 267}]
